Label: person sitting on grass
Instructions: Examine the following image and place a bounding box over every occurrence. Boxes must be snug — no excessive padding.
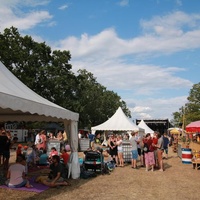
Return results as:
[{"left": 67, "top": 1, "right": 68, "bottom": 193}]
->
[
  {"left": 38, "top": 149, "right": 49, "bottom": 166},
  {"left": 48, "top": 147, "right": 58, "bottom": 163},
  {"left": 5, "top": 154, "right": 33, "bottom": 188},
  {"left": 16, "top": 144, "right": 23, "bottom": 158},
  {"left": 38, "top": 155, "right": 70, "bottom": 187},
  {"left": 27, "top": 144, "right": 38, "bottom": 169},
  {"left": 60, "top": 149, "right": 70, "bottom": 166}
]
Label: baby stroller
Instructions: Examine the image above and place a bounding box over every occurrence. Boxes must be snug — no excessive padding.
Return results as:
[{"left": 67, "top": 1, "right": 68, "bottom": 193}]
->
[{"left": 83, "top": 150, "right": 104, "bottom": 173}]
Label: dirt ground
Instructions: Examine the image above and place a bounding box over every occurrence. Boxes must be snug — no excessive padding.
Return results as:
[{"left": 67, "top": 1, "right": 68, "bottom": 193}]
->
[{"left": 1, "top": 143, "right": 200, "bottom": 200}]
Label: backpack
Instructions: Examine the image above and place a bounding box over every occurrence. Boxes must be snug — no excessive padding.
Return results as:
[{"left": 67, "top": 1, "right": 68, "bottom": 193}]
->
[{"left": 143, "top": 143, "right": 149, "bottom": 153}]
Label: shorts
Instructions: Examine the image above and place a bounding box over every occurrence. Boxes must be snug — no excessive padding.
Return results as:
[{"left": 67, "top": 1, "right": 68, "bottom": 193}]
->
[
  {"left": 118, "top": 149, "right": 123, "bottom": 153},
  {"left": 154, "top": 150, "right": 158, "bottom": 159},
  {"left": 164, "top": 147, "right": 168, "bottom": 154},
  {"left": 137, "top": 148, "right": 141, "bottom": 156},
  {"left": 118, "top": 146, "right": 123, "bottom": 153},
  {"left": 131, "top": 150, "right": 138, "bottom": 160}
]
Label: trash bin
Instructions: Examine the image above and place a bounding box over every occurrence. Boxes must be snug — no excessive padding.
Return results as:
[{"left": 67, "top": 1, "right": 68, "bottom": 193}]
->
[{"left": 181, "top": 148, "right": 192, "bottom": 164}]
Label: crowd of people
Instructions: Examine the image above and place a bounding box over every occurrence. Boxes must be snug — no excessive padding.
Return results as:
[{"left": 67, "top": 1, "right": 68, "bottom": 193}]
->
[
  {"left": 90, "top": 130, "right": 170, "bottom": 172},
  {"left": 0, "top": 126, "right": 172, "bottom": 189},
  {"left": 0, "top": 128, "right": 71, "bottom": 188}
]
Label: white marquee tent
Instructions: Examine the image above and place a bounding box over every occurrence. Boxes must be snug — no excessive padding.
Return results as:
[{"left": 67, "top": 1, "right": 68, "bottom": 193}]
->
[
  {"left": 0, "top": 61, "right": 80, "bottom": 179},
  {"left": 138, "top": 119, "right": 154, "bottom": 136},
  {"left": 91, "top": 107, "right": 144, "bottom": 135}
]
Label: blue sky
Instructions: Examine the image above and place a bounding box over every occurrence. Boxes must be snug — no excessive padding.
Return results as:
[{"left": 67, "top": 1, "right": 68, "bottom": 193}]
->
[{"left": 0, "top": 0, "right": 200, "bottom": 121}]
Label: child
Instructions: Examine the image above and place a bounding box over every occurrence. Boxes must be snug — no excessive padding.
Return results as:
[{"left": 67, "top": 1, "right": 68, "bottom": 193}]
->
[
  {"left": 22, "top": 146, "right": 28, "bottom": 157},
  {"left": 48, "top": 147, "right": 58, "bottom": 163},
  {"left": 38, "top": 149, "right": 49, "bottom": 166},
  {"left": 16, "top": 144, "right": 23, "bottom": 158},
  {"left": 22, "top": 145, "right": 29, "bottom": 174},
  {"left": 60, "top": 149, "right": 70, "bottom": 165},
  {"left": 27, "top": 145, "right": 38, "bottom": 168}
]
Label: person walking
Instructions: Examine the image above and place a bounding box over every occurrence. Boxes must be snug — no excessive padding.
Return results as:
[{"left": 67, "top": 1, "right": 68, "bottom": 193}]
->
[
  {"left": 155, "top": 133, "right": 164, "bottom": 171},
  {"left": 163, "top": 133, "right": 169, "bottom": 159}
]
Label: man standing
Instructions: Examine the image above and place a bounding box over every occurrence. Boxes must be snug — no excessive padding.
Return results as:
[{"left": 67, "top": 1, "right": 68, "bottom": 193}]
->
[
  {"left": 155, "top": 133, "right": 164, "bottom": 171},
  {"left": 135, "top": 131, "right": 144, "bottom": 167},
  {"left": 130, "top": 132, "right": 138, "bottom": 169},
  {"left": 0, "top": 130, "right": 8, "bottom": 166}
]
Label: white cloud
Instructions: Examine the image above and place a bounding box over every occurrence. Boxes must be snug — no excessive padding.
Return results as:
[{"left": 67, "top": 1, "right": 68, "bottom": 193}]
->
[
  {"left": 127, "top": 96, "right": 188, "bottom": 120},
  {"left": 0, "top": 3, "right": 197, "bottom": 120},
  {"left": 55, "top": 11, "right": 200, "bottom": 59},
  {"left": 0, "top": 0, "right": 50, "bottom": 7},
  {"left": 141, "top": 11, "right": 200, "bottom": 33},
  {"left": 50, "top": 11, "right": 197, "bottom": 120},
  {"left": 118, "top": 0, "right": 129, "bottom": 7},
  {"left": 131, "top": 106, "right": 152, "bottom": 113},
  {"left": 58, "top": 4, "right": 68, "bottom": 10},
  {"left": 0, "top": 0, "right": 52, "bottom": 32}
]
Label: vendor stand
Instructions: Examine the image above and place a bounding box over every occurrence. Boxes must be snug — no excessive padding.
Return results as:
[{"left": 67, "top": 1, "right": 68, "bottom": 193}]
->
[{"left": 47, "top": 139, "right": 61, "bottom": 155}]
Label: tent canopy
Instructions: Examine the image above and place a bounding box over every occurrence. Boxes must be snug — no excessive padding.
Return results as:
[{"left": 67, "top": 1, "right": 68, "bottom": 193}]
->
[
  {"left": 0, "top": 61, "right": 80, "bottom": 179},
  {"left": 138, "top": 119, "right": 154, "bottom": 134},
  {"left": 186, "top": 120, "right": 200, "bottom": 132},
  {"left": 91, "top": 107, "right": 144, "bottom": 133},
  {"left": 0, "top": 61, "right": 78, "bottom": 122}
]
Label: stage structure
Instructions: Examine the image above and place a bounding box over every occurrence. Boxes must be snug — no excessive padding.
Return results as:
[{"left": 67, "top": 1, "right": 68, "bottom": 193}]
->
[{"left": 136, "top": 119, "right": 172, "bottom": 134}]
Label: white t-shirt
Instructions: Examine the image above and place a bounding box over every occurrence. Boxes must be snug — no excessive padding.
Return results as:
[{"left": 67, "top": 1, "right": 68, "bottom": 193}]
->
[
  {"left": 35, "top": 133, "right": 40, "bottom": 145},
  {"left": 8, "top": 163, "right": 25, "bottom": 186}
]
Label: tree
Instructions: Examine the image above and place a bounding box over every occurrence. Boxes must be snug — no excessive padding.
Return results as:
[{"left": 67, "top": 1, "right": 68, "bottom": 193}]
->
[
  {"left": 185, "top": 82, "right": 200, "bottom": 124},
  {"left": 74, "top": 69, "right": 130, "bottom": 129},
  {"left": 0, "top": 27, "right": 77, "bottom": 110},
  {"left": 0, "top": 27, "right": 131, "bottom": 129},
  {"left": 172, "top": 82, "right": 200, "bottom": 127}
]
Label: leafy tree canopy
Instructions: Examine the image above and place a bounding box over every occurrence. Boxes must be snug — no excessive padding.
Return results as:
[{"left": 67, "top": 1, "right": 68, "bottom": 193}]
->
[
  {"left": 172, "top": 82, "right": 200, "bottom": 127},
  {"left": 0, "top": 27, "right": 131, "bottom": 129}
]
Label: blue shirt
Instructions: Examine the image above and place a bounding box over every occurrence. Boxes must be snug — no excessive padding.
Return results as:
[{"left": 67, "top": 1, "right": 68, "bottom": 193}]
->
[{"left": 39, "top": 153, "right": 48, "bottom": 165}]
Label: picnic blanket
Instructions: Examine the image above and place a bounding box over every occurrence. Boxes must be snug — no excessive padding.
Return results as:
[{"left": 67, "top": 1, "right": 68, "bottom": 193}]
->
[{"left": 0, "top": 177, "right": 49, "bottom": 193}]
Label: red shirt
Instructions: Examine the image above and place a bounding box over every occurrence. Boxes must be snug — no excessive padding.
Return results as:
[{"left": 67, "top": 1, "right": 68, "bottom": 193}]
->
[
  {"left": 152, "top": 137, "right": 158, "bottom": 151},
  {"left": 16, "top": 148, "right": 22, "bottom": 157},
  {"left": 60, "top": 152, "right": 70, "bottom": 165},
  {"left": 143, "top": 138, "right": 154, "bottom": 152}
]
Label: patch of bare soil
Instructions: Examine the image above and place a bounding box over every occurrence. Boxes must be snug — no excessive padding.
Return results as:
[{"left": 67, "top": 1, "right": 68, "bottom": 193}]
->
[{"left": 1, "top": 145, "right": 200, "bottom": 200}]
